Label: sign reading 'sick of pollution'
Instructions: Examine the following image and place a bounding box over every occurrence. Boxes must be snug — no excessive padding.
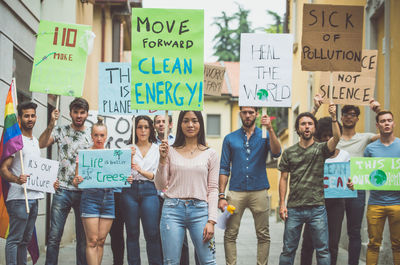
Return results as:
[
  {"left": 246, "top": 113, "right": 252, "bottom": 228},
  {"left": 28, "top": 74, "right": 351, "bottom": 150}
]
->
[
  {"left": 302, "top": 4, "right": 364, "bottom": 72},
  {"left": 319, "top": 50, "right": 377, "bottom": 105},
  {"left": 78, "top": 149, "right": 131, "bottom": 189},
  {"left": 324, "top": 162, "right": 357, "bottom": 198},
  {"left": 239, "top": 33, "right": 293, "bottom": 107},
  {"left": 98, "top": 62, "right": 166, "bottom": 115},
  {"left": 30, "top": 20, "right": 92, "bottom": 97},
  {"left": 131, "top": 8, "right": 204, "bottom": 110},
  {"left": 351, "top": 157, "right": 400, "bottom": 191}
]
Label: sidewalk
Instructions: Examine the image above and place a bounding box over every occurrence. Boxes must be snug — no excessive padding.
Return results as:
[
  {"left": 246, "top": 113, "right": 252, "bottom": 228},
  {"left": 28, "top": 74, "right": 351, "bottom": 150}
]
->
[{"left": 35, "top": 210, "right": 365, "bottom": 264}]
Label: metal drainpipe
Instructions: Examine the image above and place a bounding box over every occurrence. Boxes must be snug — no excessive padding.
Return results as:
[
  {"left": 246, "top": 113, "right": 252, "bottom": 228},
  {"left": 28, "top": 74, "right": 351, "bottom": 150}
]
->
[{"left": 101, "top": 5, "right": 105, "bottom": 62}]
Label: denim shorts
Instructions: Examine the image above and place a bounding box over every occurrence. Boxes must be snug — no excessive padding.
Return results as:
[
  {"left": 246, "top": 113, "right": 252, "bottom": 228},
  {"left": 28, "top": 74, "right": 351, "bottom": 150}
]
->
[{"left": 80, "top": 189, "right": 115, "bottom": 219}]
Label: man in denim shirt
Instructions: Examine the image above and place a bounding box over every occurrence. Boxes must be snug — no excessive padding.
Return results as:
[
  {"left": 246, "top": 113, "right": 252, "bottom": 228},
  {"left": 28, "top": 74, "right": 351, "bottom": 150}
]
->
[{"left": 218, "top": 106, "right": 281, "bottom": 265}]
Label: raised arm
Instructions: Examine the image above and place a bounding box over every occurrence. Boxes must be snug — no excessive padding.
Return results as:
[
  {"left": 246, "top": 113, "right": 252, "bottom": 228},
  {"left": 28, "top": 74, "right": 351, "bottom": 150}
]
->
[
  {"left": 327, "top": 104, "right": 340, "bottom": 152},
  {"left": 154, "top": 140, "right": 169, "bottom": 190},
  {"left": 310, "top": 94, "right": 323, "bottom": 116},
  {"left": 261, "top": 113, "right": 281, "bottom": 156},
  {"left": 39, "top": 109, "right": 59, "bottom": 148},
  {"left": 279, "top": 171, "right": 289, "bottom": 221}
]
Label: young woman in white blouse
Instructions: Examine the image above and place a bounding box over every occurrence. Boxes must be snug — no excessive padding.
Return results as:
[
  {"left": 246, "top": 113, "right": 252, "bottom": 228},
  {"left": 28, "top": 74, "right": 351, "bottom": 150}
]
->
[
  {"left": 156, "top": 111, "right": 219, "bottom": 265},
  {"left": 121, "top": 115, "right": 162, "bottom": 265}
]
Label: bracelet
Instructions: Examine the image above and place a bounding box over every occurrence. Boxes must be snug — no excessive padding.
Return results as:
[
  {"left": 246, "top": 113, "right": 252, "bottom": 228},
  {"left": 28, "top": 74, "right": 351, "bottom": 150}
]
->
[
  {"left": 218, "top": 192, "right": 225, "bottom": 197},
  {"left": 218, "top": 197, "right": 227, "bottom": 201},
  {"left": 332, "top": 120, "right": 337, "bottom": 122}
]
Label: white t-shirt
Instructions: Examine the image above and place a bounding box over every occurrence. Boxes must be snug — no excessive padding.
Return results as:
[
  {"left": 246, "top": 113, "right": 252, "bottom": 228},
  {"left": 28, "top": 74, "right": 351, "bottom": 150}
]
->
[
  {"left": 326, "top": 149, "right": 351, "bottom": 163},
  {"left": 337, "top": 132, "right": 375, "bottom": 157},
  {"left": 132, "top": 143, "right": 160, "bottom": 181},
  {"left": 8, "top": 136, "right": 44, "bottom": 201}
]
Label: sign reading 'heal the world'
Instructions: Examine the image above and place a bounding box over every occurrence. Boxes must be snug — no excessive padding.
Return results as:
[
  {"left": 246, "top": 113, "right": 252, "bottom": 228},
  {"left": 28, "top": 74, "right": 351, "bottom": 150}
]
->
[
  {"left": 302, "top": 4, "right": 364, "bottom": 72},
  {"left": 239, "top": 33, "right": 293, "bottom": 107},
  {"left": 131, "top": 8, "right": 204, "bottom": 110},
  {"left": 30, "top": 20, "right": 92, "bottom": 97}
]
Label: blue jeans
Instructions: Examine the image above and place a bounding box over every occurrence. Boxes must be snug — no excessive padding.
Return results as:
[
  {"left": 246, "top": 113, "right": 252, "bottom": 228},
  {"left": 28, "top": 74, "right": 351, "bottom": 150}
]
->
[
  {"left": 160, "top": 198, "right": 216, "bottom": 265},
  {"left": 121, "top": 181, "right": 162, "bottom": 265},
  {"left": 279, "top": 206, "right": 330, "bottom": 265},
  {"left": 5, "top": 199, "right": 38, "bottom": 265},
  {"left": 345, "top": 190, "right": 365, "bottom": 265},
  {"left": 45, "top": 189, "right": 87, "bottom": 265}
]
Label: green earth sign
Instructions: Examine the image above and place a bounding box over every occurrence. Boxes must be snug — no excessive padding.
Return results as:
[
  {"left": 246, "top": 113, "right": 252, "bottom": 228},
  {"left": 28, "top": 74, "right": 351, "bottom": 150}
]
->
[{"left": 369, "top": 169, "right": 387, "bottom": 187}]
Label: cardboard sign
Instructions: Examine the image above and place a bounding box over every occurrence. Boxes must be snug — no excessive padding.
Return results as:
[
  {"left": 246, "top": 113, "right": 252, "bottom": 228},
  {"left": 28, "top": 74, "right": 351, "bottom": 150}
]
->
[
  {"left": 24, "top": 155, "right": 59, "bottom": 193},
  {"left": 324, "top": 162, "right": 357, "bottom": 198},
  {"left": 351, "top": 157, "right": 400, "bottom": 190},
  {"left": 204, "top": 64, "right": 225, "bottom": 96},
  {"left": 319, "top": 50, "right": 377, "bottom": 105},
  {"left": 30, "top": 20, "right": 92, "bottom": 97},
  {"left": 87, "top": 110, "right": 163, "bottom": 149},
  {"left": 239, "top": 33, "right": 293, "bottom": 107},
  {"left": 78, "top": 149, "right": 131, "bottom": 189},
  {"left": 131, "top": 8, "right": 204, "bottom": 110},
  {"left": 301, "top": 4, "right": 364, "bottom": 72},
  {"left": 98, "top": 62, "right": 166, "bottom": 115}
]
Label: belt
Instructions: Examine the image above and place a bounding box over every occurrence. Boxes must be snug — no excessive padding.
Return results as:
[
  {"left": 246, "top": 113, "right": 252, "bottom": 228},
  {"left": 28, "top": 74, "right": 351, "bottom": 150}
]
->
[{"left": 133, "top": 180, "right": 151, "bottom": 184}]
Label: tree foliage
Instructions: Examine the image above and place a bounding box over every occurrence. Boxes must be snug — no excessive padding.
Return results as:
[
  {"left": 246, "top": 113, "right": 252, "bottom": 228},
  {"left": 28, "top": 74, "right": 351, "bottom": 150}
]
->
[{"left": 212, "top": 4, "right": 253, "bottom": 62}]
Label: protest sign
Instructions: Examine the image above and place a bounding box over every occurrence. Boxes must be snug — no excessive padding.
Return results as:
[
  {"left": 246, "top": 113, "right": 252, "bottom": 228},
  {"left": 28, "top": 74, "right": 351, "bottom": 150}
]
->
[
  {"left": 204, "top": 64, "right": 225, "bottom": 96},
  {"left": 351, "top": 157, "right": 400, "bottom": 190},
  {"left": 319, "top": 50, "right": 378, "bottom": 105},
  {"left": 302, "top": 4, "right": 364, "bottom": 72},
  {"left": 78, "top": 149, "right": 131, "bottom": 189},
  {"left": 239, "top": 33, "right": 293, "bottom": 107},
  {"left": 30, "top": 20, "right": 92, "bottom": 97},
  {"left": 131, "top": 8, "right": 204, "bottom": 110},
  {"left": 98, "top": 62, "right": 166, "bottom": 115},
  {"left": 24, "top": 155, "right": 59, "bottom": 193},
  {"left": 324, "top": 162, "right": 357, "bottom": 198}
]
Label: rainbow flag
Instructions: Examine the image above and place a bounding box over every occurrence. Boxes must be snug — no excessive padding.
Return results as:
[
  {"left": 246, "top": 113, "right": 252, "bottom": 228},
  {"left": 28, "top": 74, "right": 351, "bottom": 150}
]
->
[
  {"left": 0, "top": 81, "right": 39, "bottom": 264},
  {"left": 0, "top": 80, "right": 23, "bottom": 165}
]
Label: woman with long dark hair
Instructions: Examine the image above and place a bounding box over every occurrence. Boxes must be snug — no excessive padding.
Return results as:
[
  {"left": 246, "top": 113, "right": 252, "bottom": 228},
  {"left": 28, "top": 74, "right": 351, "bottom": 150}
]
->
[
  {"left": 156, "top": 111, "right": 219, "bottom": 264},
  {"left": 121, "top": 115, "right": 162, "bottom": 265}
]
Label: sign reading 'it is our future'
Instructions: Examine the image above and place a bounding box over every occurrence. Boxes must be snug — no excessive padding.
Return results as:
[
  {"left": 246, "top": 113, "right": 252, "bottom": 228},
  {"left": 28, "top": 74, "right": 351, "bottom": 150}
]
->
[
  {"left": 351, "top": 157, "right": 400, "bottom": 190},
  {"left": 239, "top": 33, "right": 293, "bottom": 107},
  {"left": 131, "top": 8, "right": 204, "bottom": 110},
  {"left": 30, "top": 20, "right": 92, "bottom": 97},
  {"left": 302, "top": 4, "right": 364, "bottom": 72}
]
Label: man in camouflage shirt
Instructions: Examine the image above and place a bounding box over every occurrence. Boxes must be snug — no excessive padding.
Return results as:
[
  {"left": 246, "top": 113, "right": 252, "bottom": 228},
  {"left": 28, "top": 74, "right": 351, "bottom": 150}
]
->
[
  {"left": 278, "top": 104, "right": 340, "bottom": 265},
  {"left": 39, "top": 98, "right": 91, "bottom": 265}
]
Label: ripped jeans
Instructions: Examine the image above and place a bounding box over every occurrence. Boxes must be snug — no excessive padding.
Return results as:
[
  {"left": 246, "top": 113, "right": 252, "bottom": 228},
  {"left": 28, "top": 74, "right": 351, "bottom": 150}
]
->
[{"left": 160, "top": 198, "right": 216, "bottom": 265}]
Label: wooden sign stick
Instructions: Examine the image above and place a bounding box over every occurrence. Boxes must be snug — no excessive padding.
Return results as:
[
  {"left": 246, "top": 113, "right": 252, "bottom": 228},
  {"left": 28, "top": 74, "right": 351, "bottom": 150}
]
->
[
  {"left": 12, "top": 78, "right": 29, "bottom": 213},
  {"left": 262, "top": 107, "right": 267, "bottom": 138},
  {"left": 164, "top": 110, "right": 169, "bottom": 141}
]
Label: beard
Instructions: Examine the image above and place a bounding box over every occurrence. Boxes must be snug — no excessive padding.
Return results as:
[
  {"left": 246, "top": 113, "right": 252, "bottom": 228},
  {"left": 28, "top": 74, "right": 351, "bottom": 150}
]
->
[
  {"left": 20, "top": 122, "right": 34, "bottom": 131},
  {"left": 343, "top": 123, "right": 356, "bottom": 129},
  {"left": 241, "top": 118, "right": 256, "bottom": 128},
  {"left": 299, "top": 131, "right": 314, "bottom": 140}
]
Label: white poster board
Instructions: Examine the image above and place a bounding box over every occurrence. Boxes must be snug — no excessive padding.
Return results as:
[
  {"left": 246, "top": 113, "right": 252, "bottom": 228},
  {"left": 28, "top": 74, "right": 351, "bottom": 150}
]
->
[
  {"left": 24, "top": 155, "right": 59, "bottom": 193},
  {"left": 239, "top": 33, "right": 293, "bottom": 107}
]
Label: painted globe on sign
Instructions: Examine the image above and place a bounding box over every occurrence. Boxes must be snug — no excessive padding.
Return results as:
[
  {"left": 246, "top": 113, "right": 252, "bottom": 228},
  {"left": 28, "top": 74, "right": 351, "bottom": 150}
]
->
[{"left": 369, "top": 169, "right": 387, "bottom": 187}]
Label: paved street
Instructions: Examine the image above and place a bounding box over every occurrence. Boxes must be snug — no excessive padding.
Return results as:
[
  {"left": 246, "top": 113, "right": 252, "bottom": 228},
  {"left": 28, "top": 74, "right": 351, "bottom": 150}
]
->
[{"left": 35, "top": 210, "right": 365, "bottom": 264}]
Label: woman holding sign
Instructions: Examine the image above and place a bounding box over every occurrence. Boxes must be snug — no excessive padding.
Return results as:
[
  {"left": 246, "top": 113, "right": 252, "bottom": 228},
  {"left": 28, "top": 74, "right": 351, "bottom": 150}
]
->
[
  {"left": 156, "top": 111, "right": 219, "bottom": 265},
  {"left": 121, "top": 115, "right": 163, "bottom": 265},
  {"left": 73, "top": 117, "right": 133, "bottom": 265}
]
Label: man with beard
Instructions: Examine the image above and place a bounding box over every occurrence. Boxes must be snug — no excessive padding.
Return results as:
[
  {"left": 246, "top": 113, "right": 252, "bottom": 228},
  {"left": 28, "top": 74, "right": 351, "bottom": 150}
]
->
[
  {"left": 348, "top": 110, "right": 400, "bottom": 264},
  {"left": 39, "top": 98, "right": 91, "bottom": 265},
  {"left": 154, "top": 115, "right": 175, "bottom": 145},
  {"left": 313, "top": 97, "right": 381, "bottom": 265},
  {"left": 278, "top": 104, "right": 339, "bottom": 265},
  {"left": 0, "top": 102, "right": 45, "bottom": 265},
  {"left": 219, "top": 106, "right": 281, "bottom": 265}
]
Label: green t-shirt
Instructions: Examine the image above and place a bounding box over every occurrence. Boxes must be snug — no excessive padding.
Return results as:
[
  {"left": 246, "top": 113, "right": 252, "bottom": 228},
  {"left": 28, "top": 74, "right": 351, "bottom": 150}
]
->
[{"left": 278, "top": 142, "right": 333, "bottom": 208}]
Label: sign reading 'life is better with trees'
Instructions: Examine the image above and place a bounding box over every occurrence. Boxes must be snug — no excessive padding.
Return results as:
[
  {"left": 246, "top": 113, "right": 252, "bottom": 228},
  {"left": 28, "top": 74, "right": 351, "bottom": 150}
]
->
[
  {"left": 131, "top": 8, "right": 204, "bottom": 110},
  {"left": 30, "top": 20, "right": 91, "bottom": 97},
  {"left": 239, "top": 33, "right": 293, "bottom": 107},
  {"left": 78, "top": 149, "right": 131, "bottom": 189},
  {"left": 351, "top": 157, "right": 400, "bottom": 190}
]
